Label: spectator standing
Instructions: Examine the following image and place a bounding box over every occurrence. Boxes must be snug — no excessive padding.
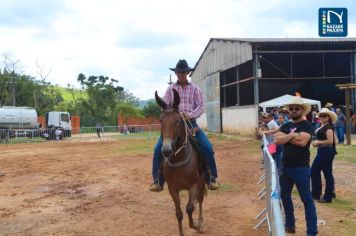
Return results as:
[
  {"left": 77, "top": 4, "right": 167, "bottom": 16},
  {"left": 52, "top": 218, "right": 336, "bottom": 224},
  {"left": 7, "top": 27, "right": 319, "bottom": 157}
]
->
[
  {"left": 96, "top": 121, "right": 102, "bottom": 138},
  {"left": 55, "top": 128, "right": 63, "bottom": 141},
  {"left": 335, "top": 109, "right": 346, "bottom": 144},
  {"left": 325, "top": 102, "right": 335, "bottom": 112},
  {"left": 274, "top": 97, "right": 318, "bottom": 236},
  {"left": 123, "top": 124, "right": 128, "bottom": 135},
  {"left": 352, "top": 113, "right": 356, "bottom": 134},
  {"left": 311, "top": 108, "right": 337, "bottom": 203}
]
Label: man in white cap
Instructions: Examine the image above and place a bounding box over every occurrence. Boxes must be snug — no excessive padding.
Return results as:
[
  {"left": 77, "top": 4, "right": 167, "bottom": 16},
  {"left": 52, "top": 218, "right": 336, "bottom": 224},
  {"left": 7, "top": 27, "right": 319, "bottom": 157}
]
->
[{"left": 274, "top": 96, "right": 318, "bottom": 236}]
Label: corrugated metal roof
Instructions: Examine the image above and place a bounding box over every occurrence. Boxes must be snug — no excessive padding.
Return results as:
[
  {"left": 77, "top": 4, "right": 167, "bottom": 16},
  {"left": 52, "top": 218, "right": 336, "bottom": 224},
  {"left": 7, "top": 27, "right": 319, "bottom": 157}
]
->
[
  {"left": 211, "top": 37, "right": 356, "bottom": 43},
  {"left": 191, "top": 37, "right": 356, "bottom": 76}
]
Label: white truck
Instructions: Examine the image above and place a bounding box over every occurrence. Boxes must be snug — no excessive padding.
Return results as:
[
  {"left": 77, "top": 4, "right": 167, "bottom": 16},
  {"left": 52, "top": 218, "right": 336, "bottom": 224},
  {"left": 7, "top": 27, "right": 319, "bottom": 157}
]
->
[{"left": 0, "top": 106, "right": 72, "bottom": 140}]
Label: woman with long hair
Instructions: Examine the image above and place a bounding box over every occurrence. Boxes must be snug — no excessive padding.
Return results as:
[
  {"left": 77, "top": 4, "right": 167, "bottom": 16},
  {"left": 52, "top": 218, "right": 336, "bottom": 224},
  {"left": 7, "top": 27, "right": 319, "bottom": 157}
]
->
[{"left": 311, "top": 108, "right": 337, "bottom": 203}]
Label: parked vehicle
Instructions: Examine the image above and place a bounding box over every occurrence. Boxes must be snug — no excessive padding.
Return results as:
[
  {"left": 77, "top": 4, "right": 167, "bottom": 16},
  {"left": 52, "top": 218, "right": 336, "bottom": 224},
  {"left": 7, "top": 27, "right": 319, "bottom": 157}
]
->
[{"left": 0, "top": 106, "right": 71, "bottom": 140}]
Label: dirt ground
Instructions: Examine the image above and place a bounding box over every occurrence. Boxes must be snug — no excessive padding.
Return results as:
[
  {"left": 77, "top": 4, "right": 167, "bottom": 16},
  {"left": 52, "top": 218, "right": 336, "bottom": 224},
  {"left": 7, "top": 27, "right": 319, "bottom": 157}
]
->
[{"left": 0, "top": 137, "right": 355, "bottom": 236}]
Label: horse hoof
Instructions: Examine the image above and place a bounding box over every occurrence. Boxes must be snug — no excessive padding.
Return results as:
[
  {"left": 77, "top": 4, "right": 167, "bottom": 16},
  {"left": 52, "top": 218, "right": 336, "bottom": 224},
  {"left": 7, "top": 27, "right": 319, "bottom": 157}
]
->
[{"left": 190, "top": 220, "right": 203, "bottom": 231}]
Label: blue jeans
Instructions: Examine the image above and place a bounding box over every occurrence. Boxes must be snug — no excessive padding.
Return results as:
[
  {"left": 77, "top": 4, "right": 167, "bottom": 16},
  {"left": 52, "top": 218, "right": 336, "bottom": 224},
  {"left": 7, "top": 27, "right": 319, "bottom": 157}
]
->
[
  {"left": 335, "top": 127, "right": 345, "bottom": 144},
  {"left": 311, "top": 147, "right": 335, "bottom": 201},
  {"left": 280, "top": 166, "right": 318, "bottom": 235},
  {"left": 152, "top": 122, "right": 218, "bottom": 185}
]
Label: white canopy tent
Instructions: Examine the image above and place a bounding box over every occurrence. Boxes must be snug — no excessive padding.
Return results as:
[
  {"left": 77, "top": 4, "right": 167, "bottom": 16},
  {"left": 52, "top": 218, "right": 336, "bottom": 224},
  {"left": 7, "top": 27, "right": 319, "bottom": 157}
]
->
[{"left": 259, "top": 94, "right": 321, "bottom": 112}]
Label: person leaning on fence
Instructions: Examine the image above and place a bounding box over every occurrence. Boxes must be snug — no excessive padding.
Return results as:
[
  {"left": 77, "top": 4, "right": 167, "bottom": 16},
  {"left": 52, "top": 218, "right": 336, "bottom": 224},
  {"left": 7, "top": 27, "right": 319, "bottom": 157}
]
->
[
  {"left": 258, "top": 113, "right": 282, "bottom": 172},
  {"left": 148, "top": 59, "right": 220, "bottom": 192},
  {"left": 274, "top": 96, "right": 318, "bottom": 236},
  {"left": 311, "top": 108, "right": 337, "bottom": 203}
]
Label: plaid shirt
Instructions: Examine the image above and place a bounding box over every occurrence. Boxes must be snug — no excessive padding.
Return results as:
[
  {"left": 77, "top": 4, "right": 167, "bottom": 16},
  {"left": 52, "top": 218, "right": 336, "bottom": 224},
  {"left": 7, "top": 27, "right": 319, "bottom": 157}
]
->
[{"left": 163, "top": 82, "right": 204, "bottom": 119}]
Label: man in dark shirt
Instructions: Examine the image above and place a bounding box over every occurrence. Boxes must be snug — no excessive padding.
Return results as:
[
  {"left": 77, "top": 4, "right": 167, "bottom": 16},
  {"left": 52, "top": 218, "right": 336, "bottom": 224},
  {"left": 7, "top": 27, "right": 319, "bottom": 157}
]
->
[{"left": 274, "top": 97, "right": 318, "bottom": 236}]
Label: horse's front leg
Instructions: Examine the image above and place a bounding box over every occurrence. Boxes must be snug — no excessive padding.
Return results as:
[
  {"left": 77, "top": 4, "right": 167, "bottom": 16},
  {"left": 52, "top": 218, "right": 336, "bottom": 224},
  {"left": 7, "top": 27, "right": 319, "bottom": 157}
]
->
[
  {"left": 187, "top": 185, "right": 200, "bottom": 231},
  {"left": 168, "top": 187, "right": 184, "bottom": 236}
]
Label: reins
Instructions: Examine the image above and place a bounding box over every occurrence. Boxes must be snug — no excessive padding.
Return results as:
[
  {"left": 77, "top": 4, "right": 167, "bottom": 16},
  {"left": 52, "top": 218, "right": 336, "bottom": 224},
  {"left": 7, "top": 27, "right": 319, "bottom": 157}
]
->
[{"left": 166, "top": 112, "right": 193, "bottom": 168}]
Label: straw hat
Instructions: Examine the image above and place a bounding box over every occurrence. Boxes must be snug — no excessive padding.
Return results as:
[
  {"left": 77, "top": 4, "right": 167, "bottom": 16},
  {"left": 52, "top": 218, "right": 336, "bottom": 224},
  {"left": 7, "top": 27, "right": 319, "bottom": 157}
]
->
[
  {"left": 325, "top": 102, "right": 333, "bottom": 108},
  {"left": 319, "top": 107, "right": 337, "bottom": 124},
  {"left": 284, "top": 96, "right": 311, "bottom": 116}
]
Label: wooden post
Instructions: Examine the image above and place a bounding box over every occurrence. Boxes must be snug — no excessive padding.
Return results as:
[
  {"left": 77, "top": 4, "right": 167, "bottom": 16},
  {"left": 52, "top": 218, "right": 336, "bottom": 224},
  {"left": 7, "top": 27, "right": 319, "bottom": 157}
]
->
[
  {"left": 345, "top": 88, "right": 351, "bottom": 145},
  {"left": 336, "top": 83, "right": 356, "bottom": 145}
]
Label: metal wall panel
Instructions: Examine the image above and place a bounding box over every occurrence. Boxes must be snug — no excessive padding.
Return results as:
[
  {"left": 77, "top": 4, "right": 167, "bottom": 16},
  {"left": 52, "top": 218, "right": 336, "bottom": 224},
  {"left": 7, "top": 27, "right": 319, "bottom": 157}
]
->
[
  {"left": 205, "top": 72, "right": 221, "bottom": 132},
  {"left": 192, "top": 39, "right": 253, "bottom": 133}
]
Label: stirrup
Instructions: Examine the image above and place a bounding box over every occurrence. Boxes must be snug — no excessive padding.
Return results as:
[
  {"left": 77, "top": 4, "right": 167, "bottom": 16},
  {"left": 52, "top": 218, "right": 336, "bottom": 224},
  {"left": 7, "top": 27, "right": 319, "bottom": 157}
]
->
[
  {"left": 208, "top": 181, "right": 220, "bottom": 190},
  {"left": 148, "top": 183, "right": 163, "bottom": 192}
]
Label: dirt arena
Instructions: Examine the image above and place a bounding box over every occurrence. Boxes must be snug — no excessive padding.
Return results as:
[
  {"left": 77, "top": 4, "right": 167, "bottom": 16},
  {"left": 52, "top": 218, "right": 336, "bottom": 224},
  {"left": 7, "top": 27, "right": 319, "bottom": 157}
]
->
[{"left": 0, "top": 137, "right": 355, "bottom": 236}]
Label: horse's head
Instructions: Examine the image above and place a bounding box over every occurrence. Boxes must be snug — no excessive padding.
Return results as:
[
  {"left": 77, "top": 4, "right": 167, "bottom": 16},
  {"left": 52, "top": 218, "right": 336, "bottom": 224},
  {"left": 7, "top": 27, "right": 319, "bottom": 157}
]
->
[{"left": 155, "top": 89, "right": 183, "bottom": 158}]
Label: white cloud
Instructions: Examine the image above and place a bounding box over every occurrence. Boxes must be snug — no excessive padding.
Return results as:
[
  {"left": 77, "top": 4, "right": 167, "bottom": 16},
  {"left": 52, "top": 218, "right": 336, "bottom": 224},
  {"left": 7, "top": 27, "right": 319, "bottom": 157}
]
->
[{"left": 0, "top": 0, "right": 355, "bottom": 99}]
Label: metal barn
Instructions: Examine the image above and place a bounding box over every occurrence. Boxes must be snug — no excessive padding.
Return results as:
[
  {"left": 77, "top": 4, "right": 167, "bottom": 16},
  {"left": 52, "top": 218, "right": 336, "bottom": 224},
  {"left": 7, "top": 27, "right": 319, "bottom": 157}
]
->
[{"left": 191, "top": 38, "right": 356, "bottom": 135}]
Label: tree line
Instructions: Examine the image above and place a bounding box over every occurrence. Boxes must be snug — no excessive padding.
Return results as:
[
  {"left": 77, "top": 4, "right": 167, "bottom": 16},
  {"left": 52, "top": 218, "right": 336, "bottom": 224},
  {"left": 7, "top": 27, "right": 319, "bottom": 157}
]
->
[{"left": 0, "top": 55, "right": 161, "bottom": 127}]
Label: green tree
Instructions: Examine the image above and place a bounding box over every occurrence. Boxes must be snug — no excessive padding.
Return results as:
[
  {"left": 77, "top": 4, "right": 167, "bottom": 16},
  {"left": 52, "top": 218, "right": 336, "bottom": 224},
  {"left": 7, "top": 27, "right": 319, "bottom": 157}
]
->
[
  {"left": 116, "top": 90, "right": 140, "bottom": 106},
  {"left": 142, "top": 100, "right": 161, "bottom": 118},
  {"left": 77, "top": 73, "right": 124, "bottom": 126},
  {"left": 117, "top": 103, "right": 143, "bottom": 124},
  {"left": 0, "top": 69, "right": 11, "bottom": 106}
]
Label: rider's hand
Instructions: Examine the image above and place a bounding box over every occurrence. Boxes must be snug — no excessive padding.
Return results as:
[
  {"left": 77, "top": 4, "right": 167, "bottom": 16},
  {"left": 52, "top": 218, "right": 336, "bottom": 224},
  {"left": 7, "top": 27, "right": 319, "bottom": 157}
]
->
[{"left": 183, "top": 113, "right": 191, "bottom": 120}]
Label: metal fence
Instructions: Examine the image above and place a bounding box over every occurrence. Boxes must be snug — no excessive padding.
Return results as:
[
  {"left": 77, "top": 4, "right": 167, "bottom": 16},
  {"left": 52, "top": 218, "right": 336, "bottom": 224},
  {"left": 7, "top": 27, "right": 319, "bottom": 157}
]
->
[
  {"left": 254, "top": 135, "right": 285, "bottom": 236},
  {"left": 0, "top": 124, "right": 161, "bottom": 143}
]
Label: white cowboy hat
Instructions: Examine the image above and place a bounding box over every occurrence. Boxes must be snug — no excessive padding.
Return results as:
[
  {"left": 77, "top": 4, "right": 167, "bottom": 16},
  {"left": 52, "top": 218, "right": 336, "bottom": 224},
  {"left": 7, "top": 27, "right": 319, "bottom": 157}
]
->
[
  {"left": 325, "top": 102, "right": 333, "bottom": 107},
  {"left": 284, "top": 96, "right": 311, "bottom": 116},
  {"left": 319, "top": 107, "right": 337, "bottom": 124}
]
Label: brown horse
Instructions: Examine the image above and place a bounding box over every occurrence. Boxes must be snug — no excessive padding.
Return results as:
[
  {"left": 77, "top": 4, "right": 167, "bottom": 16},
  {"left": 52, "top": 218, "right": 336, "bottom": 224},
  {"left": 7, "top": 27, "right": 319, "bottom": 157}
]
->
[{"left": 155, "top": 89, "right": 207, "bottom": 236}]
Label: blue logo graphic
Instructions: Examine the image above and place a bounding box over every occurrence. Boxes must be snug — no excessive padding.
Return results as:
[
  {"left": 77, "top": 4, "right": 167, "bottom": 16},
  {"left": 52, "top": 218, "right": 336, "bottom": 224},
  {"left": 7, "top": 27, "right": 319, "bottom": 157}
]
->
[{"left": 319, "top": 8, "right": 347, "bottom": 37}]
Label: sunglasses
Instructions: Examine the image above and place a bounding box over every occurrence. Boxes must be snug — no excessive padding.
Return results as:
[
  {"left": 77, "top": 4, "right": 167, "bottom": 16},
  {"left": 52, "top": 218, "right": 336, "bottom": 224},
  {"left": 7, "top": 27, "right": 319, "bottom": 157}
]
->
[
  {"left": 319, "top": 114, "right": 329, "bottom": 118},
  {"left": 289, "top": 107, "right": 301, "bottom": 112}
]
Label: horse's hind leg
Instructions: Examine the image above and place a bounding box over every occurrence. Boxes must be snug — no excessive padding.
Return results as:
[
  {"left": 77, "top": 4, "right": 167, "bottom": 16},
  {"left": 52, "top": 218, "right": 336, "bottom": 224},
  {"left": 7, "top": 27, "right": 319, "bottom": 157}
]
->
[
  {"left": 168, "top": 187, "right": 184, "bottom": 236},
  {"left": 197, "top": 186, "right": 205, "bottom": 230}
]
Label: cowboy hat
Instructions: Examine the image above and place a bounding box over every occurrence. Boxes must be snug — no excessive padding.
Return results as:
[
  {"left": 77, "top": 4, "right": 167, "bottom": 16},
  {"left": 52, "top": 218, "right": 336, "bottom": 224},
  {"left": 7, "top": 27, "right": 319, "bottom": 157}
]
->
[
  {"left": 325, "top": 102, "right": 333, "bottom": 107},
  {"left": 169, "top": 59, "right": 193, "bottom": 72},
  {"left": 284, "top": 96, "right": 311, "bottom": 116},
  {"left": 319, "top": 107, "right": 337, "bottom": 124}
]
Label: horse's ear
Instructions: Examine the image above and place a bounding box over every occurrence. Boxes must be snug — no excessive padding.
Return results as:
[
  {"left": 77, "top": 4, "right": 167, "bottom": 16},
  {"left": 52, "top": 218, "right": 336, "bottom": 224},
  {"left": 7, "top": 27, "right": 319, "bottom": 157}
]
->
[
  {"left": 172, "top": 89, "right": 180, "bottom": 110},
  {"left": 155, "top": 91, "right": 167, "bottom": 110}
]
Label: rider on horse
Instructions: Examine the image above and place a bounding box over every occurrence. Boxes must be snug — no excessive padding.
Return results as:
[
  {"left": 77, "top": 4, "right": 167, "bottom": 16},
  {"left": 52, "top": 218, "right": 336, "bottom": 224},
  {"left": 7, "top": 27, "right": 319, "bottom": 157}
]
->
[{"left": 149, "top": 59, "right": 220, "bottom": 191}]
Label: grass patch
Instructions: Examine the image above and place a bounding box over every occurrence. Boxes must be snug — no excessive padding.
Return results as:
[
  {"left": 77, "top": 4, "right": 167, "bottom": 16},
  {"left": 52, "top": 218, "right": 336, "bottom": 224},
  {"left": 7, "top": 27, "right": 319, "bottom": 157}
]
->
[
  {"left": 319, "top": 197, "right": 355, "bottom": 211},
  {"left": 330, "top": 219, "right": 356, "bottom": 236},
  {"left": 215, "top": 182, "right": 238, "bottom": 192},
  {"left": 54, "top": 86, "right": 87, "bottom": 102},
  {"left": 333, "top": 145, "right": 356, "bottom": 163},
  {"left": 206, "top": 132, "right": 242, "bottom": 141},
  {"left": 112, "top": 139, "right": 156, "bottom": 155},
  {"left": 0, "top": 137, "right": 46, "bottom": 144}
]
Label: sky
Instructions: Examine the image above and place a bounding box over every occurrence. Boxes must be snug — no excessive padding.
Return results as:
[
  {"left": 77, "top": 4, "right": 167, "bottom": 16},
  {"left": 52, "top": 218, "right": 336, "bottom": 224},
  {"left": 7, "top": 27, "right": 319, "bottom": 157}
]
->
[{"left": 0, "top": 0, "right": 355, "bottom": 100}]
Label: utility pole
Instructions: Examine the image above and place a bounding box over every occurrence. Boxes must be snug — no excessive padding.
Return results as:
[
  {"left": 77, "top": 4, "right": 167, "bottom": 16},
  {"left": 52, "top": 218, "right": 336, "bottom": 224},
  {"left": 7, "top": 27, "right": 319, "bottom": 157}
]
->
[
  {"left": 168, "top": 74, "right": 173, "bottom": 85},
  {"left": 11, "top": 71, "right": 15, "bottom": 106}
]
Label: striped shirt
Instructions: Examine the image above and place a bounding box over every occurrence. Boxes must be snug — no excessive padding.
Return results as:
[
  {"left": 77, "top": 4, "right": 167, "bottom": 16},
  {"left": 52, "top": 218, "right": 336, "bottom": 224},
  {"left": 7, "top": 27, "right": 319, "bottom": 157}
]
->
[{"left": 163, "top": 82, "right": 204, "bottom": 119}]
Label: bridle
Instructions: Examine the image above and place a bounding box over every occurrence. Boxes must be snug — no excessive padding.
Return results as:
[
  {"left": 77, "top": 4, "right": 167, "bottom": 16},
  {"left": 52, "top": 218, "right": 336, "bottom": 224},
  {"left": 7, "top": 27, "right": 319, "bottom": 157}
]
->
[{"left": 162, "top": 111, "right": 194, "bottom": 168}]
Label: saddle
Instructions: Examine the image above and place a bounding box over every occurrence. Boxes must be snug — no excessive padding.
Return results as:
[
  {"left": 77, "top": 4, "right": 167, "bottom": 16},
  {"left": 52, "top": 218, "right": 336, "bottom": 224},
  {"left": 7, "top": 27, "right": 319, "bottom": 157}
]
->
[{"left": 188, "top": 131, "right": 209, "bottom": 177}]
